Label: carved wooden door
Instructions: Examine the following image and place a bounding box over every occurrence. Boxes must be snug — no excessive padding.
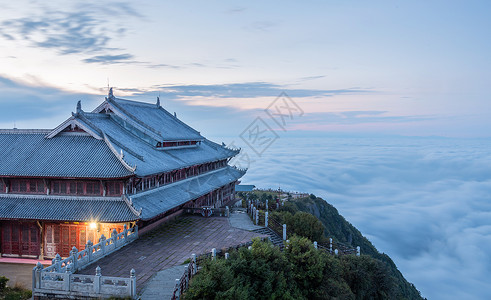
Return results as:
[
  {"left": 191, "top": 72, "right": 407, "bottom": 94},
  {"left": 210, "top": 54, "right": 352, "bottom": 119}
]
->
[{"left": 1, "top": 222, "right": 39, "bottom": 257}]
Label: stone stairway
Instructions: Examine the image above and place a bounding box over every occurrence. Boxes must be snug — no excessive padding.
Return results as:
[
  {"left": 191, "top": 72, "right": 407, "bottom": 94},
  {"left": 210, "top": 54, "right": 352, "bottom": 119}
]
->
[{"left": 252, "top": 227, "right": 284, "bottom": 248}]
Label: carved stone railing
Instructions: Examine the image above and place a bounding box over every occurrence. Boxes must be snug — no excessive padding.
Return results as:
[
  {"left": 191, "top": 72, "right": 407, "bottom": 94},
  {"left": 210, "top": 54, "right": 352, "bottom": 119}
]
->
[
  {"left": 41, "top": 224, "right": 138, "bottom": 275},
  {"left": 33, "top": 225, "right": 138, "bottom": 299},
  {"left": 33, "top": 264, "right": 136, "bottom": 299}
]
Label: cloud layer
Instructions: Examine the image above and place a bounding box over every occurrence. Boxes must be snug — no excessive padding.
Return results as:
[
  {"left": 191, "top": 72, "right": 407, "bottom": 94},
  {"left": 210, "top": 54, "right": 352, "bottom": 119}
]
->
[
  {"left": 0, "top": 1, "right": 140, "bottom": 63},
  {"left": 0, "top": 76, "right": 99, "bottom": 128},
  {"left": 237, "top": 136, "right": 491, "bottom": 300}
]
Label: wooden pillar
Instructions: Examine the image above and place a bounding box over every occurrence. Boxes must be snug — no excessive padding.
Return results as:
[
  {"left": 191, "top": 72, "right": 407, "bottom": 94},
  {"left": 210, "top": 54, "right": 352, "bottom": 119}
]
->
[
  {"left": 101, "top": 181, "right": 106, "bottom": 196},
  {"left": 37, "top": 221, "right": 44, "bottom": 260}
]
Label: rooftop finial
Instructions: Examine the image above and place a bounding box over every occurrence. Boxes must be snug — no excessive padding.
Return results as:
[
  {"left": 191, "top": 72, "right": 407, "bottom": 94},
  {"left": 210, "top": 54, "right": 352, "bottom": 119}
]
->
[
  {"left": 174, "top": 112, "right": 177, "bottom": 118},
  {"left": 108, "top": 87, "right": 114, "bottom": 99},
  {"left": 76, "top": 100, "right": 82, "bottom": 114},
  {"left": 156, "top": 96, "right": 160, "bottom": 107}
]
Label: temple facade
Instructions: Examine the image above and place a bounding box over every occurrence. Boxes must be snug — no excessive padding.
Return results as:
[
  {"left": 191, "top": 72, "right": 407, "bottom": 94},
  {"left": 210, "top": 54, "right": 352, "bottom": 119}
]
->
[{"left": 0, "top": 89, "right": 244, "bottom": 259}]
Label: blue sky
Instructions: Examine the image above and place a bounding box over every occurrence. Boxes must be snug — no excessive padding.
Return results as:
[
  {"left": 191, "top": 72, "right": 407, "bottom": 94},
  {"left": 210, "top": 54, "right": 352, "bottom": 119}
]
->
[{"left": 1, "top": 0, "right": 490, "bottom": 137}]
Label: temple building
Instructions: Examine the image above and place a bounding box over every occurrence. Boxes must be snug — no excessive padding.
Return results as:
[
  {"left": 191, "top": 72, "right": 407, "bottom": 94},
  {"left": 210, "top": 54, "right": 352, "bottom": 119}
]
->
[{"left": 0, "top": 89, "right": 244, "bottom": 259}]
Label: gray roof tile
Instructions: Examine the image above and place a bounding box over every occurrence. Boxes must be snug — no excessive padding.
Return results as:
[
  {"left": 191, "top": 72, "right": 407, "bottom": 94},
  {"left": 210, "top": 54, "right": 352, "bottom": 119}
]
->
[
  {"left": 83, "top": 113, "right": 238, "bottom": 176},
  {"left": 109, "top": 98, "right": 203, "bottom": 141},
  {"left": 131, "top": 166, "right": 244, "bottom": 220},
  {"left": 0, "top": 194, "right": 139, "bottom": 222},
  {"left": 0, "top": 131, "right": 133, "bottom": 178}
]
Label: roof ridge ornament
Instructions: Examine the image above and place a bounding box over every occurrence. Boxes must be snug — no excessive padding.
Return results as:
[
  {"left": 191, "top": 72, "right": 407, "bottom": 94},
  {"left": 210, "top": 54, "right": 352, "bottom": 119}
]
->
[
  {"left": 156, "top": 96, "right": 160, "bottom": 107},
  {"left": 108, "top": 87, "right": 114, "bottom": 99},
  {"left": 76, "top": 100, "right": 82, "bottom": 114}
]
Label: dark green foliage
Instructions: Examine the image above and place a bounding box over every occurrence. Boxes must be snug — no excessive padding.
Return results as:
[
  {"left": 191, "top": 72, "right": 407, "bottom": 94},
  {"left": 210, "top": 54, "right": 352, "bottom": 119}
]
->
[
  {"left": 0, "top": 276, "right": 32, "bottom": 300},
  {"left": 0, "top": 277, "right": 7, "bottom": 293},
  {"left": 340, "top": 255, "right": 396, "bottom": 300},
  {"left": 273, "top": 210, "right": 325, "bottom": 242},
  {"left": 279, "top": 196, "right": 423, "bottom": 300},
  {"left": 185, "top": 238, "right": 420, "bottom": 300},
  {"left": 185, "top": 238, "right": 301, "bottom": 300},
  {"left": 231, "top": 191, "right": 423, "bottom": 299}
]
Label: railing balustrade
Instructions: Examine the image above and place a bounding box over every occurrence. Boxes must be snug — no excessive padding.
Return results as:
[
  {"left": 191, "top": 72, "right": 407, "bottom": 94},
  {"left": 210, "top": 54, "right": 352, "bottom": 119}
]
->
[{"left": 33, "top": 225, "right": 138, "bottom": 299}]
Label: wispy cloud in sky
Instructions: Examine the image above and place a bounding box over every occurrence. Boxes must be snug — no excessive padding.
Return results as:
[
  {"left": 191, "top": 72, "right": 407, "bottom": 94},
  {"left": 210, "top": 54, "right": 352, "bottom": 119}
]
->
[
  {"left": 0, "top": 1, "right": 140, "bottom": 61},
  {"left": 141, "top": 82, "right": 372, "bottom": 99},
  {"left": 83, "top": 54, "right": 135, "bottom": 64}
]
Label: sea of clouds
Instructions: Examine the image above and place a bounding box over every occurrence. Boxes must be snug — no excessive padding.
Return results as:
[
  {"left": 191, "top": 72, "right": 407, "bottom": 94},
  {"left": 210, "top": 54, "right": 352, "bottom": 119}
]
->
[{"left": 236, "top": 136, "right": 491, "bottom": 300}]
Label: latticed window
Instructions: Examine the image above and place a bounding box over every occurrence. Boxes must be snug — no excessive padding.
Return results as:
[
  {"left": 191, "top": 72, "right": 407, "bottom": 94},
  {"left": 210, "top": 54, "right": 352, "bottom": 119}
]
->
[
  {"left": 31, "top": 180, "right": 44, "bottom": 193},
  {"left": 86, "top": 182, "right": 100, "bottom": 195},
  {"left": 107, "top": 182, "right": 122, "bottom": 196},
  {"left": 10, "top": 179, "right": 44, "bottom": 193},
  {"left": 52, "top": 181, "right": 67, "bottom": 194},
  {"left": 19, "top": 181, "right": 27, "bottom": 192},
  {"left": 69, "top": 182, "right": 84, "bottom": 195}
]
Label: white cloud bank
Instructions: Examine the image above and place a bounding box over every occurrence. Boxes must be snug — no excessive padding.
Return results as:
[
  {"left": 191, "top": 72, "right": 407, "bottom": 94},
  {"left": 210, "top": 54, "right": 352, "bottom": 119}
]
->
[{"left": 237, "top": 136, "right": 491, "bottom": 300}]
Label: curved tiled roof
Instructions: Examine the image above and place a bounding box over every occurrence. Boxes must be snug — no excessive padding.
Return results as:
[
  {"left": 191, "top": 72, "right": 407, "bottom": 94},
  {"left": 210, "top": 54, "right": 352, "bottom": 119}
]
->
[
  {"left": 0, "top": 194, "right": 139, "bottom": 222},
  {"left": 83, "top": 113, "right": 238, "bottom": 176},
  {"left": 0, "top": 131, "right": 133, "bottom": 178},
  {"left": 130, "top": 166, "right": 245, "bottom": 220},
  {"left": 108, "top": 97, "right": 203, "bottom": 141}
]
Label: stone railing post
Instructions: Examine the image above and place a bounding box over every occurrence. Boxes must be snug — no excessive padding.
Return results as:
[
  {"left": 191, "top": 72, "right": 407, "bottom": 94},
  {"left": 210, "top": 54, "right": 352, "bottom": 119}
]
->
[
  {"left": 99, "top": 234, "right": 106, "bottom": 255},
  {"left": 184, "top": 265, "right": 189, "bottom": 289},
  {"left": 314, "top": 241, "right": 318, "bottom": 249},
  {"left": 282, "top": 224, "right": 287, "bottom": 241},
  {"left": 64, "top": 264, "right": 72, "bottom": 291},
  {"left": 123, "top": 224, "right": 128, "bottom": 240},
  {"left": 329, "top": 238, "right": 333, "bottom": 254},
  {"left": 55, "top": 254, "right": 62, "bottom": 272},
  {"left": 191, "top": 254, "right": 197, "bottom": 275},
  {"left": 226, "top": 206, "right": 230, "bottom": 218},
  {"left": 211, "top": 248, "right": 216, "bottom": 260},
  {"left": 334, "top": 249, "right": 339, "bottom": 256},
  {"left": 86, "top": 240, "right": 93, "bottom": 262},
  {"left": 130, "top": 269, "right": 136, "bottom": 298},
  {"left": 94, "top": 266, "right": 101, "bottom": 294},
  {"left": 255, "top": 210, "right": 259, "bottom": 225},
  {"left": 265, "top": 211, "right": 268, "bottom": 228},
  {"left": 33, "top": 262, "right": 43, "bottom": 291},
  {"left": 225, "top": 253, "right": 229, "bottom": 259},
  {"left": 71, "top": 246, "right": 78, "bottom": 271},
  {"left": 356, "top": 246, "right": 361, "bottom": 256},
  {"left": 175, "top": 279, "right": 181, "bottom": 298}
]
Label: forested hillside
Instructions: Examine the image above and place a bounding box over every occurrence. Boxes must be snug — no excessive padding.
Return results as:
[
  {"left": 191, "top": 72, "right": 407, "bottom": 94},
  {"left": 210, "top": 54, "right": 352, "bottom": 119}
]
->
[{"left": 184, "top": 191, "right": 423, "bottom": 299}]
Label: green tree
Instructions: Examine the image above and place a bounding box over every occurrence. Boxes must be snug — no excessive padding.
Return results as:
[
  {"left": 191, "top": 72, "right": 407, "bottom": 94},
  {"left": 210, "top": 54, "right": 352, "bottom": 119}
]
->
[
  {"left": 284, "top": 236, "right": 326, "bottom": 299},
  {"left": 289, "top": 212, "right": 325, "bottom": 242}
]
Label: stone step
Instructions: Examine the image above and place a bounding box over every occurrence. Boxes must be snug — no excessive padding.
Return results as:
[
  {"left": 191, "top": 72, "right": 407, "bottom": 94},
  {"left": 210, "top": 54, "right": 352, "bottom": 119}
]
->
[{"left": 252, "top": 227, "right": 284, "bottom": 248}]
